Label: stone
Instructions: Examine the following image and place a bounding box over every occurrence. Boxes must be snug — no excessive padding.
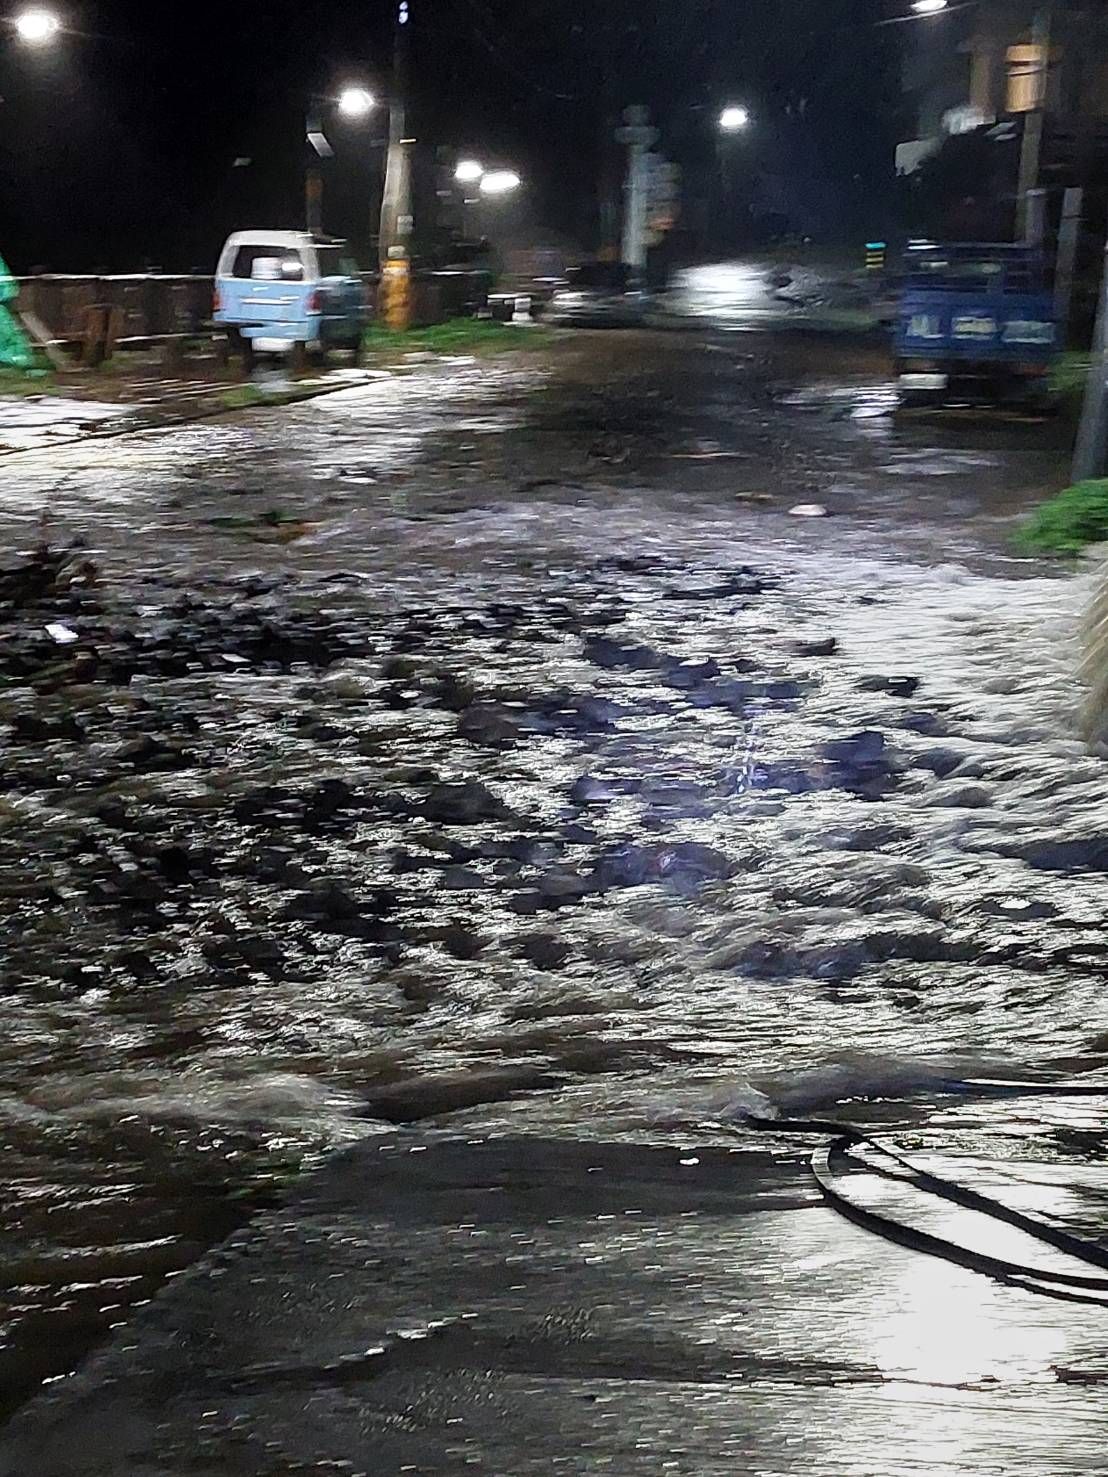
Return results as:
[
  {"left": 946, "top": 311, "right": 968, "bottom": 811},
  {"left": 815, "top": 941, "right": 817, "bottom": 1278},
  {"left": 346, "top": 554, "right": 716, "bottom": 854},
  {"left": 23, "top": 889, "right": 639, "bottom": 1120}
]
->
[
  {"left": 922, "top": 783, "right": 992, "bottom": 810},
  {"left": 584, "top": 636, "right": 671, "bottom": 671},
  {"left": 794, "top": 637, "right": 838, "bottom": 658},
  {"left": 282, "top": 883, "right": 382, "bottom": 922},
  {"left": 822, "top": 731, "right": 888, "bottom": 766},
  {"left": 591, "top": 842, "right": 736, "bottom": 891},
  {"left": 421, "top": 782, "right": 509, "bottom": 826},
  {"left": 457, "top": 704, "right": 524, "bottom": 748},
  {"left": 517, "top": 932, "right": 571, "bottom": 970},
  {"left": 911, "top": 746, "right": 974, "bottom": 779},
  {"left": 858, "top": 675, "right": 921, "bottom": 698}
]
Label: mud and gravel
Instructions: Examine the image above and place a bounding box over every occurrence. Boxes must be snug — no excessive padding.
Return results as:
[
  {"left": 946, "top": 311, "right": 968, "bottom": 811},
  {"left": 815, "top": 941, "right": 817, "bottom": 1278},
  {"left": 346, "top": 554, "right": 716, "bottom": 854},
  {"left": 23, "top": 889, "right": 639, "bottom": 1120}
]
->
[{"left": 0, "top": 295, "right": 1103, "bottom": 1420}]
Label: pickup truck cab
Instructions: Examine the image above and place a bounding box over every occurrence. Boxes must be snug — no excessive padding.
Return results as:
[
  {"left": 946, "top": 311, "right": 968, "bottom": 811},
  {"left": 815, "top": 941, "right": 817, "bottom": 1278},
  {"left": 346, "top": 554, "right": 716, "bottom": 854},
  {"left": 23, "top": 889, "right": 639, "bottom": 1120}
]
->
[
  {"left": 894, "top": 243, "right": 1058, "bottom": 408},
  {"left": 213, "top": 231, "right": 366, "bottom": 369}
]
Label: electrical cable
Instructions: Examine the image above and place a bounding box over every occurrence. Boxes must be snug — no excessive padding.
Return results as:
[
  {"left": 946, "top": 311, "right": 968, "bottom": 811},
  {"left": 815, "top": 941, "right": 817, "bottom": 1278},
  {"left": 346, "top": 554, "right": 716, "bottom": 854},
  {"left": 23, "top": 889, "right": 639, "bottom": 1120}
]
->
[{"left": 738, "top": 1077, "right": 1108, "bottom": 1302}]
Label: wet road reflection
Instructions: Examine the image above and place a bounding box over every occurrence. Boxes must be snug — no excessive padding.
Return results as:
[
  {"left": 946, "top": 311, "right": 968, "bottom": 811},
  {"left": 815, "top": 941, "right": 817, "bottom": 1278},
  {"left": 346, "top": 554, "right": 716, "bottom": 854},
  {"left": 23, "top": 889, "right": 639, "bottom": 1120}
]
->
[{"left": 0, "top": 319, "right": 1102, "bottom": 1433}]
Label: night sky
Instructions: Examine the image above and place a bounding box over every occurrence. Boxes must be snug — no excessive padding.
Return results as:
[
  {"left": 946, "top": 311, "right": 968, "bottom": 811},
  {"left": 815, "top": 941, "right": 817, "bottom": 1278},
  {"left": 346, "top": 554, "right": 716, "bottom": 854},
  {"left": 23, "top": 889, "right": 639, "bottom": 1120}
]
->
[{"left": 0, "top": 1, "right": 902, "bottom": 272}]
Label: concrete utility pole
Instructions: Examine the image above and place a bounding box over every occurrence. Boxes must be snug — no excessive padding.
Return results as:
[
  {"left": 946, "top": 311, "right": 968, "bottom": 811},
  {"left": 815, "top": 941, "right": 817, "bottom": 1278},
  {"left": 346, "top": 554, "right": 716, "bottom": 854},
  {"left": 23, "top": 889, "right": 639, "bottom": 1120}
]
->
[
  {"left": 1072, "top": 235, "right": 1108, "bottom": 484},
  {"left": 1017, "top": 3, "right": 1054, "bottom": 243},
  {"left": 305, "top": 108, "right": 332, "bottom": 236},
  {"left": 1054, "top": 185, "right": 1084, "bottom": 339},
  {"left": 379, "top": 0, "right": 414, "bottom": 329},
  {"left": 616, "top": 106, "right": 659, "bottom": 283},
  {"left": 305, "top": 168, "right": 324, "bottom": 235}
]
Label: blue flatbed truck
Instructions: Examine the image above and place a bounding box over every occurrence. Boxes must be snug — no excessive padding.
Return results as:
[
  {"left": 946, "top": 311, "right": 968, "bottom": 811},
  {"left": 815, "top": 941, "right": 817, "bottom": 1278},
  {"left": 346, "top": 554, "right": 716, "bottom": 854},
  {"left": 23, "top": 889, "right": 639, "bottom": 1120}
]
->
[{"left": 893, "top": 243, "right": 1058, "bottom": 408}]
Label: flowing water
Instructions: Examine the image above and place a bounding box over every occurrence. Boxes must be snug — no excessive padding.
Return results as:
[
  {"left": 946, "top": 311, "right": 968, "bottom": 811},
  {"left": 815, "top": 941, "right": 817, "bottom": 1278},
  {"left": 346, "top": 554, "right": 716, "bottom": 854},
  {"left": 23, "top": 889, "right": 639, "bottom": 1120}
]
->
[{"left": 0, "top": 309, "right": 1105, "bottom": 1419}]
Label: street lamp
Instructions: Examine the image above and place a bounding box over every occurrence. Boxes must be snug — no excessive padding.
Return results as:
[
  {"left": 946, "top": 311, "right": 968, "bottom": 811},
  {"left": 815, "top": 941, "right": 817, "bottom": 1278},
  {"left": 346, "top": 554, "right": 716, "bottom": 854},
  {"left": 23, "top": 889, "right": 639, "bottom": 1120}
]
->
[
  {"left": 337, "top": 86, "right": 375, "bottom": 121},
  {"left": 910, "top": 0, "right": 948, "bottom": 13},
  {"left": 12, "top": 7, "right": 61, "bottom": 44},
  {"left": 719, "top": 105, "right": 751, "bottom": 133},
  {"left": 479, "top": 169, "right": 521, "bottom": 197},
  {"left": 305, "top": 86, "right": 376, "bottom": 234},
  {"left": 455, "top": 159, "right": 485, "bottom": 185}
]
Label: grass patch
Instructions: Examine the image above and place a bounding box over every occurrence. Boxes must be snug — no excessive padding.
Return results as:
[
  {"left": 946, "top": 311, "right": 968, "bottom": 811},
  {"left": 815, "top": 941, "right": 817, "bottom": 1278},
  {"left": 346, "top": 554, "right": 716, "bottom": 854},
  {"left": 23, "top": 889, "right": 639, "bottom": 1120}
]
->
[
  {"left": 361, "top": 317, "right": 553, "bottom": 357},
  {"left": 1050, "top": 351, "right": 1091, "bottom": 414},
  {"left": 219, "top": 384, "right": 266, "bottom": 411},
  {"left": 1015, "top": 478, "right": 1108, "bottom": 555},
  {"left": 0, "top": 367, "right": 58, "bottom": 397}
]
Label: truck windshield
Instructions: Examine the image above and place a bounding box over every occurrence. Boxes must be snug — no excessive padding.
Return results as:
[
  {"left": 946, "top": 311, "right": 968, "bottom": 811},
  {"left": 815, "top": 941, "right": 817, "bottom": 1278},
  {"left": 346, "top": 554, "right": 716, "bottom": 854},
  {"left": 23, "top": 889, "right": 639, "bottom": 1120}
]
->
[
  {"left": 232, "top": 246, "right": 305, "bottom": 282},
  {"left": 315, "top": 247, "right": 357, "bottom": 279},
  {"left": 906, "top": 255, "right": 1040, "bottom": 293}
]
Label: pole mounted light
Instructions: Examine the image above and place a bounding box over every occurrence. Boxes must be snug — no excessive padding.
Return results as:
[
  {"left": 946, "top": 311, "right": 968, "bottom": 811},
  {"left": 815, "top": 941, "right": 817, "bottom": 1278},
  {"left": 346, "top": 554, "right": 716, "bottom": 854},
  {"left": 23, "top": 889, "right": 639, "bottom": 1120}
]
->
[
  {"left": 13, "top": 7, "right": 61, "bottom": 43},
  {"left": 337, "top": 86, "right": 375, "bottom": 120},
  {"left": 911, "top": 0, "right": 949, "bottom": 14},
  {"left": 719, "top": 105, "right": 751, "bottom": 133},
  {"left": 479, "top": 169, "right": 521, "bottom": 197},
  {"left": 455, "top": 159, "right": 485, "bottom": 185}
]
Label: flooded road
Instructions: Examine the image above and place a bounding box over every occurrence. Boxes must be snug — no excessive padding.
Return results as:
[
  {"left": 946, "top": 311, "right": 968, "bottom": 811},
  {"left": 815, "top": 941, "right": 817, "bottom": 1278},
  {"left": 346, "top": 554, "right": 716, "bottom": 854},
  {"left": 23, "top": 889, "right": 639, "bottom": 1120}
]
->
[{"left": 1, "top": 309, "right": 1105, "bottom": 1428}]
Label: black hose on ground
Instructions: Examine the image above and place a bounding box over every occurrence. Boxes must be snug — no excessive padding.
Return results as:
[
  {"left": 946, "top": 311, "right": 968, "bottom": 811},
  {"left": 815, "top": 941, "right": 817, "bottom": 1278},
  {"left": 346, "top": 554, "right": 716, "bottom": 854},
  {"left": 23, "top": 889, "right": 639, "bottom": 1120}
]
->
[{"left": 740, "top": 1079, "right": 1108, "bottom": 1303}]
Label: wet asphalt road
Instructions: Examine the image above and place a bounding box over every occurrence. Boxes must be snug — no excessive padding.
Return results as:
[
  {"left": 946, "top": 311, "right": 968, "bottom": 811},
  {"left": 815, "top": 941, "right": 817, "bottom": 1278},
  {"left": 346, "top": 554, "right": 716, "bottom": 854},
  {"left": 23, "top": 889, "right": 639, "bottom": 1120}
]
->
[
  {"left": 5, "top": 1136, "right": 1108, "bottom": 1475},
  {"left": 1, "top": 268, "right": 1108, "bottom": 1463}
]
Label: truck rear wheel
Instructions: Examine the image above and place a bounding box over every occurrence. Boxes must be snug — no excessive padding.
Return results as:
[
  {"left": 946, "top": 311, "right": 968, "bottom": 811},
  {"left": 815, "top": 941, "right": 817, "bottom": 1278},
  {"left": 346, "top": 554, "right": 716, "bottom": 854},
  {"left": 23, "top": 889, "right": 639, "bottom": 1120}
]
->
[{"left": 290, "top": 341, "right": 309, "bottom": 375}]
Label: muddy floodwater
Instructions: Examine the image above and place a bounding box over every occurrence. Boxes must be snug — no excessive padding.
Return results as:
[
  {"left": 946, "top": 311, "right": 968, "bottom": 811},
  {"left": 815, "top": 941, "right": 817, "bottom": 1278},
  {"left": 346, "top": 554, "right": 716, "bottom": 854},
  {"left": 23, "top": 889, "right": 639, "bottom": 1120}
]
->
[{"left": 0, "top": 292, "right": 1105, "bottom": 1420}]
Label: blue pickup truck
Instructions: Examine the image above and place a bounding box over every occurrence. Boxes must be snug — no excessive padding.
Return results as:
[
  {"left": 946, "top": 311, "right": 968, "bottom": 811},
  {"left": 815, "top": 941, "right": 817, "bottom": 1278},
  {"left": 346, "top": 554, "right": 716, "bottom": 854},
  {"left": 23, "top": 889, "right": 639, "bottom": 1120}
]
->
[{"left": 893, "top": 244, "right": 1058, "bottom": 408}]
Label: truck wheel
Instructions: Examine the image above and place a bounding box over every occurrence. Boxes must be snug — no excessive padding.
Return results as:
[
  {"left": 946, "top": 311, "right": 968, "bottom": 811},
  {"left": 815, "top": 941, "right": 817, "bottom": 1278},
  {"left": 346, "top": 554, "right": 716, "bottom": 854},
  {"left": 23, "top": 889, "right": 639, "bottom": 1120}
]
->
[
  {"left": 240, "top": 336, "right": 256, "bottom": 375},
  {"left": 290, "top": 342, "right": 309, "bottom": 375},
  {"left": 215, "top": 335, "right": 232, "bottom": 370}
]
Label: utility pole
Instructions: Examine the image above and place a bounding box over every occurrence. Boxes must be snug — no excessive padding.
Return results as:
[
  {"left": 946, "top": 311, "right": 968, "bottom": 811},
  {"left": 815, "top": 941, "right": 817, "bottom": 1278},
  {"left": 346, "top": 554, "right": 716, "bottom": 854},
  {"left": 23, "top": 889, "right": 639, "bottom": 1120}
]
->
[
  {"left": 378, "top": 0, "right": 413, "bottom": 330},
  {"left": 616, "top": 106, "right": 659, "bottom": 284},
  {"left": 1054, "top": 184, "right": 1084, "bottom": 339},
  {"left": 1073, "top": 235, "right": 1108, "bottom": 483},
  {"left": 1017, "top": 3, "right": 1054, "bottom": 244},
  {"left": 306, "top": 162, "right": 324, "bottom": 235},
  {"left": 304, "top": 107, "right": 332, "bottom": 236}
]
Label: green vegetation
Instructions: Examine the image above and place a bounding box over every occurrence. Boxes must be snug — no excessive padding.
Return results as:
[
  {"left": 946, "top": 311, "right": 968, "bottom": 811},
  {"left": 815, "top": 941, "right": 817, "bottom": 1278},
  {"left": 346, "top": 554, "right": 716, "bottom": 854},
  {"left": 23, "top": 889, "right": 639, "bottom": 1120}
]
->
[
  {"left": 218, "top": 384, "right": 266, "bottom": 411},
  {"left": 361, "top": 317, "right": 553, "bottom": 357},
  {"left": 1015, "top": 479, "right": 1108, "bottom": 555},
  {"left": 0, "top": 367, "right": 58, "bottom": 397},
  {"left": 1049, "top": 352, "right": 1092, "bottom": 414}
]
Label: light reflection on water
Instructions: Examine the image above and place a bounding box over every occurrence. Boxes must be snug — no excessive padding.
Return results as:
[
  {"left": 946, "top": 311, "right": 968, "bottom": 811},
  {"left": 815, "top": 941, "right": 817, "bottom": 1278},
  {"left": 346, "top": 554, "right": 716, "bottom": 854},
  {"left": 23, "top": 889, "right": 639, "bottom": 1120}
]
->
[{"left": 0, "top": 332, "right": 1103, "bottom": 1424}]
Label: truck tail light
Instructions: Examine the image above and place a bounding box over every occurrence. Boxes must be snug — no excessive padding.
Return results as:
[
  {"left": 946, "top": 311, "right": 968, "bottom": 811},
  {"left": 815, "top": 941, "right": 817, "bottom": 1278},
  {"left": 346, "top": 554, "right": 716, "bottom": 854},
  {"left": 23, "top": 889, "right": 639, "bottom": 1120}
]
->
[
  {"left": 307, "top": 290, "right": 323, "bottom": 314},
  {"left": 213, "top": 287, "right": 222, "bottom": 315}
]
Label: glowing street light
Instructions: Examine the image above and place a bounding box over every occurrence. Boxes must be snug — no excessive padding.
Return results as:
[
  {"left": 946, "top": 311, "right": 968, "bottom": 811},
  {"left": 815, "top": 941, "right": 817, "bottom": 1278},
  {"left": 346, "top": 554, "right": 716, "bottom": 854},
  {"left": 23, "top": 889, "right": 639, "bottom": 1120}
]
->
[
  {"left": 337, "top": 86, "right": 375, "bottom": 120},
  {"left": 719, "top": 105, "right": 751, "bottom": 133},
  {"left": 455, "top": 159, "right": 485, "bottom": 185},
  {"left": 911, "top": 0, "right": 948, "bottom": 13},
  {"left": 13, "top": 7, "right": 61, "bottom": 44},
  {"left": 479, "top": 169, "right": 521, "bottom": 197}
]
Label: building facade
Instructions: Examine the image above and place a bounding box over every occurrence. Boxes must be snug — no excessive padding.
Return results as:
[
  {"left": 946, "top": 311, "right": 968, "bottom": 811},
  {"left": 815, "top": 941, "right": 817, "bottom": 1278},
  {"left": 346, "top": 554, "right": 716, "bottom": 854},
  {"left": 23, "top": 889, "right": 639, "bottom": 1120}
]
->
[{"left": 897, "top": 1, "right": 1108, "bottom": 180}]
